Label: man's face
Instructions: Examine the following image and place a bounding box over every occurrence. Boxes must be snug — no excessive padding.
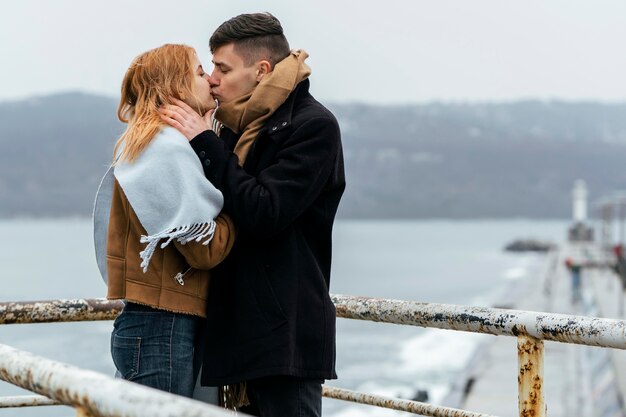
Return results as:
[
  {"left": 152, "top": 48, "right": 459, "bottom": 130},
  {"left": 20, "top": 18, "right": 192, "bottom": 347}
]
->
[{"left": 209, "top": 43, "right": 259, "bottom": 104}]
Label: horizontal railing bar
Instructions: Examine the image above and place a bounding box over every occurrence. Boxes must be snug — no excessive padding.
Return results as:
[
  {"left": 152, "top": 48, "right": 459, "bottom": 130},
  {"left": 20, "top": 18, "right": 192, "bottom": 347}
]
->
[
  {"left": 0, "top": 395, "right": 59, "bottom": 408},
  {"left": 323, "top": 386, "right": 497, "bottom": 417},
  {"left": 0, "top": 343, "right": 247, "bottom": 417},
  {"left": 0, "top": 298, "right": 123, "bottom": 325},
  {"left": 331, "top": 294, "right": 626, "bottom": 349},
  {"left": 3, "top": 296, "right": 626, "bottom": 349}
]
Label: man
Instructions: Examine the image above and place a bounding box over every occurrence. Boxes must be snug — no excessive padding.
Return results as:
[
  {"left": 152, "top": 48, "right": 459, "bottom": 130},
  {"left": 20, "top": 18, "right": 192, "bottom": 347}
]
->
[{"left": 160, "top": 12, "right": 345, "bottom": 417}]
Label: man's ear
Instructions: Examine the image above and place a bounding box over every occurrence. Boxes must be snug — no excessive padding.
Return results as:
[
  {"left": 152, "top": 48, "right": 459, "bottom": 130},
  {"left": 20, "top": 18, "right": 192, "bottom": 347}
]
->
[{"left": 256, "top": 60, "right": 272, "bottom": 82}]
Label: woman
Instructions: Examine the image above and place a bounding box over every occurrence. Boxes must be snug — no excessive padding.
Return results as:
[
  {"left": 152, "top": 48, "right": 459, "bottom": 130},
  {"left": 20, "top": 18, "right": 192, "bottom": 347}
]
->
[{"left": 94, "top": 44, "right": 235, "bottom": 397}]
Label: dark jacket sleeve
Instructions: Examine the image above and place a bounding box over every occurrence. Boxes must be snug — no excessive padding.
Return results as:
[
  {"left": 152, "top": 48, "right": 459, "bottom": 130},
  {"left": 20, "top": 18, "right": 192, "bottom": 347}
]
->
[
  {"left": 190, "top": 117, "right": 340, "bottom": 238},
  {"left": 189, "top": 130, "right": 230, "bottom": 188}
]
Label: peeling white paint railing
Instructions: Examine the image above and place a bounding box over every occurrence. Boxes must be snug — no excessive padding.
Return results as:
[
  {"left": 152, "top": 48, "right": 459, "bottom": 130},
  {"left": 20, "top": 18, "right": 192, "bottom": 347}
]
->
[
  {"left": 0, "top": 298, "right": 123, "bottom": 325},
  {"left": 322, "top": 386, "right": 497, "bottom": 417},
  {"left": 330, "top": 294, "right": 626, "bottom": 349},
  {"left": 330, "top": 294, "right": 626, "bottom": 417},
  {"left": 0, "top": 343, "right": 246, "bottom": 417},
  {"left": 3, "top": 296, "right": 626, "bottom": 417},
  {"left": 3, "top": 296, "right": 625, "bottom": 348},
  {"left": 0, "top": 395, "right": 58, "bottom": 408}
]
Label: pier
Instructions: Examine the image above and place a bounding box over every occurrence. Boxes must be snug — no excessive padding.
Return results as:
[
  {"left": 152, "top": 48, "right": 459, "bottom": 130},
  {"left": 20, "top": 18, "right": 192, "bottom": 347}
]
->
[
  {"left": 461, "top": 181, "right": 626, "bottom": 417},
  {"left": 460, "top": 243, "right": 625, "bottom": 417}
]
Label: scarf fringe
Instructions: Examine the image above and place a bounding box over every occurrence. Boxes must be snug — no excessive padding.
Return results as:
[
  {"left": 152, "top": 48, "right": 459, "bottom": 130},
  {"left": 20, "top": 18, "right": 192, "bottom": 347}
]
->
[
  {"left": 219, "top": 382, "right": 250, "bottom": 410},
  {"left": 139, "top": 221, "right": 216, "bottom": 272}
]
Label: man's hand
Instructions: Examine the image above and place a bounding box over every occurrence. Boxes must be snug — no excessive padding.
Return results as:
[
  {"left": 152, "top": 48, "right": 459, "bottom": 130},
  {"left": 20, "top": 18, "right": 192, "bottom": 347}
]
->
[{"left": 159, "top": 98, "right": 214, "bottom": 141}]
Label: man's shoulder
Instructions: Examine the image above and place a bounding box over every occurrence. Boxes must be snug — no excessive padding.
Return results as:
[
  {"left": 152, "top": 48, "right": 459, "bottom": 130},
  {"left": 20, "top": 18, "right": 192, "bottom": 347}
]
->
[
  {"left": 292, "top": 95, "right": 339, "bottom": 129},
  {"left": 264, "top": 80, "right": 340, "bottom": 137}
]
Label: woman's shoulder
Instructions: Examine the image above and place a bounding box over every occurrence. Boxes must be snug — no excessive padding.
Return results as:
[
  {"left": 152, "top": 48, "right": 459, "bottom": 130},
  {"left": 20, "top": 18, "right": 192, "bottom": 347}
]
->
[
  {"left": 134, "top": 127, "right": 195, "bottom": 168},
  {"left": 146, "top": 127, "right": 190, "bottom": 154},
  {"left": 155, "top": 126, "right": 188, "bottom": 146}
]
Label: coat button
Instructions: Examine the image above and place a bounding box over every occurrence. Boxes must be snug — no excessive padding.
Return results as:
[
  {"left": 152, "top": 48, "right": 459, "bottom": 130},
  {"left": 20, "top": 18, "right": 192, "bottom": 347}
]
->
[
  {"left": 271, "top": 126, "right": 278, "bottom": 131},
  {"left": 281, "top": 122, "right": 287, "bottom": 126},
  {"left": 204, "top": 159, "right": 211, "bottom": 167},
  {"left": 199, "top": 151, "right": 206, "bottom": 157}
]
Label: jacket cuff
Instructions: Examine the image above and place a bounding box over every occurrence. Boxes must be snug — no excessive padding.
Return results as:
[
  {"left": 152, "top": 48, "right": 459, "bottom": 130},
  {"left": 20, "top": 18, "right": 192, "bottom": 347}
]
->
[{"left": 189, "top": 130, "right": 229, "bottom": 188}]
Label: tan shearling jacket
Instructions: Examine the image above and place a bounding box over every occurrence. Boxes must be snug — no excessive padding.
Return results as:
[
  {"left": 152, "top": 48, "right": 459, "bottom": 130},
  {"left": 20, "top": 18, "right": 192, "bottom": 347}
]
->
[{"left": 106, "top": 179, "right": 235, "bottom": 317}]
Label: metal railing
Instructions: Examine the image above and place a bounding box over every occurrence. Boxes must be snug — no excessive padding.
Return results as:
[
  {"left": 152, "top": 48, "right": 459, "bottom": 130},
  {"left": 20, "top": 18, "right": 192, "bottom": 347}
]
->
[
  {"left": 0, "top": 395, "right": 57, "bottom": 408},
  {"left": 330, "top": 294, "right": 626, "bottom": 417},
  {"left": 0, "top": 343, "right": 244, "bottom": 417},
  {"left": 2, "top": 295, "right": 626, "bottom": 417}
]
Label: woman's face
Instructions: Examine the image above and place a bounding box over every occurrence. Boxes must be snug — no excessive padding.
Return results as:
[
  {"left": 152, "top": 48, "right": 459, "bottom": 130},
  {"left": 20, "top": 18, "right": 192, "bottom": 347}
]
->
[{"left": 185, "top": 55, "right": 215, "bottom": 114}]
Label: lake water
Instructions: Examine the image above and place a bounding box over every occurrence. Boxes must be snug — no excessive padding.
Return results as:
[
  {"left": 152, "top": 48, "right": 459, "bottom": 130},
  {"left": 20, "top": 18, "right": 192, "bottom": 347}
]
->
[{"left": 0, "top": 218, "right": 568, "bottom": 416}]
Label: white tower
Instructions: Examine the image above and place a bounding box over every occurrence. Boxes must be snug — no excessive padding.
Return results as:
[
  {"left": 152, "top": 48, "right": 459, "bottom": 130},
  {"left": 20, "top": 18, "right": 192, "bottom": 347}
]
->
[
  {"left": 568, "top": 180, "right": 593, "bottom": 242},
  {"left": 572, "top": 179, "right": 587, "bottom": 223}
]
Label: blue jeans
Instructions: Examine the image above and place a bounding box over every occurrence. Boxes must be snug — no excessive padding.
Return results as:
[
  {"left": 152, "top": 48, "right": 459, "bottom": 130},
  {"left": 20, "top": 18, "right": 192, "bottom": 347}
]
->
[
  {"left": 239, "top": 376, "right": 323, "bottom": 417},
  {"left": 111, "top": 302, "right": 201, "bottom": 397}
]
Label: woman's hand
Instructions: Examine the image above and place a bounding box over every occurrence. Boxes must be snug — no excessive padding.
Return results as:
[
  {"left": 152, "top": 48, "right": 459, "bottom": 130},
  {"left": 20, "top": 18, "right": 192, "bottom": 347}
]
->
[{"left": 159, "top": 98, "right": 214, "bottom": 141}]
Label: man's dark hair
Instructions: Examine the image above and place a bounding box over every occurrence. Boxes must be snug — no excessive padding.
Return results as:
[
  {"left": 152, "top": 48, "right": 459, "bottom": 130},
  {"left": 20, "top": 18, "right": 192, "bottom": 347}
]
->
[{"left": 209, "top": 12, "right": 291, "bottom": 68}]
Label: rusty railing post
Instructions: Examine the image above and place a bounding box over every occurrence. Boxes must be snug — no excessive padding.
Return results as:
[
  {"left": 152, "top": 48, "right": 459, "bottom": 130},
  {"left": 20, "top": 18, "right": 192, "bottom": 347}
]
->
[{"left": 518, "top": 335, "right": 545, "bottom": 417}]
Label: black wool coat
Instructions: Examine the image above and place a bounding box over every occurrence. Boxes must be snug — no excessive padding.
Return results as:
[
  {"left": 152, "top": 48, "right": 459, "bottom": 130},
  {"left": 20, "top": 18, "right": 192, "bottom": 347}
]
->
[{"left": 190, "top": 79, "right": 345, "bottom": 384}]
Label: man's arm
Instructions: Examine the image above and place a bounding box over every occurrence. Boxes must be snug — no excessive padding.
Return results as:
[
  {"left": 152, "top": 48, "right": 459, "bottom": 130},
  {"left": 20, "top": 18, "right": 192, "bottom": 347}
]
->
[
  {"left": 160, "top": 99, "right": 341, "bottom": 238},
  {"left": 159, "top": 100, "right": 229, "bottom": 187},
  {"left": 190, "top": 117, "right": 341, "bottom": 238}
]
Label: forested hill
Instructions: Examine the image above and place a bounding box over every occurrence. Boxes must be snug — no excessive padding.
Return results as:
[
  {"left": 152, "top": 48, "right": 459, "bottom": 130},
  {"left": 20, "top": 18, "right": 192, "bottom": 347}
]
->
[{"left": 2, "top": 92, "right": 626, "bottom": 219}]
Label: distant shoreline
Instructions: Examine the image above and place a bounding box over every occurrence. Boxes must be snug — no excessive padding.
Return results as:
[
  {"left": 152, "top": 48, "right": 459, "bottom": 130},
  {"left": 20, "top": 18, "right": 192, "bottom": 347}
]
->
[{"left": 3, "top": 93, "right": 625, "bottom": 219}]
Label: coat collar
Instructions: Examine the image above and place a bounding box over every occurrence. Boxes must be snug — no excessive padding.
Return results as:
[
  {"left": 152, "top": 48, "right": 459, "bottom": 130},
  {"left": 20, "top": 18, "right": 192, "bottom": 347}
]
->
[
  {"left": 219, "top": 79, "right": 310, "bottom": 144},
  {"left": 263, "top": 79, "right": 310, "bottom": 136}
]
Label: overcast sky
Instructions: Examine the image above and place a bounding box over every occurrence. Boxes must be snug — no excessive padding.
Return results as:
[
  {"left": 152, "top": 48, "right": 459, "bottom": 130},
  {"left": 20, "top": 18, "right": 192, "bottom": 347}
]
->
[{"left": 3, "top": 0, "right": 626, "bottom": 104}]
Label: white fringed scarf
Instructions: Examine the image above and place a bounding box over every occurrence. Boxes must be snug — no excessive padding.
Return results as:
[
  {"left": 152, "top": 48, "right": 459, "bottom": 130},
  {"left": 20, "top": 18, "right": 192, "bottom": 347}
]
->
[{"left": 93, "top": 126, "right": 223, "bottom": 283}]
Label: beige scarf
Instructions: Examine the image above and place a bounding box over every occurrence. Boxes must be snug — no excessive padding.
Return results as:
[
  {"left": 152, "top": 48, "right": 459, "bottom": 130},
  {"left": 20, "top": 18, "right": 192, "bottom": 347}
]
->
[{"left": 215, "top": 49, "right": 311, "bottom": 166}]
